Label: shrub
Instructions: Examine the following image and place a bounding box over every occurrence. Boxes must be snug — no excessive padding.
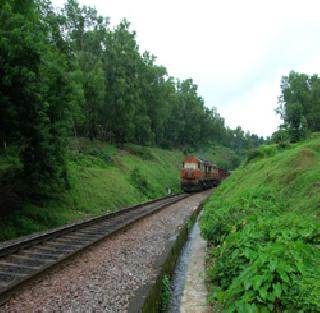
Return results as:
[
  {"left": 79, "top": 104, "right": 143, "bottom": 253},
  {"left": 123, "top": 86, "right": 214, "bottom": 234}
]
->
[
  {"left": 130, "top": 167, "right": 156, "bottom": 198},
  {"left": 161, "top": 274, "right": 171, "bottom": 312},
  {"left": 246, "top": 145, "right": 281, "bottom": 164},
  {"left": 200, "top": 184, "right": 320, "bottom": 312},
  {"left": 217, "top": 239, "right": 320, "bottom": 313},
  {"left": 123, "top": 144, "right": 154, "bottom": 160},
  {"left": 87, "top": 148, "right": 113, "bottom": 165}
]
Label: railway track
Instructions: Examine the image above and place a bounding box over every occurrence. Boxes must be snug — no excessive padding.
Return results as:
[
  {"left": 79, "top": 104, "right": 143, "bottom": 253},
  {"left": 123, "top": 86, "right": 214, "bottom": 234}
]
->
[{"left": 0, "top": 193, "right": 189, "bottom": 305}]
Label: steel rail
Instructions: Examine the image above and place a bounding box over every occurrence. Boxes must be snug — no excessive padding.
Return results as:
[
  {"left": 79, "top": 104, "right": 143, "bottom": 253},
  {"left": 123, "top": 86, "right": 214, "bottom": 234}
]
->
[{"left": 0, "top": 192, "right": 189, "bottom": 305}]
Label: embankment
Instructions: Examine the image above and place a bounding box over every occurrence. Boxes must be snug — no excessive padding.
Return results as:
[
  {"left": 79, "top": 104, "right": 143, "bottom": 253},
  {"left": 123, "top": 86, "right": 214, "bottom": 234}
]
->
[
  {"left": 200, "top": 137, "right": 320, "bottom": 312},
  {"left": 0, "top": 139, "right": 183, "bottom": 241}
]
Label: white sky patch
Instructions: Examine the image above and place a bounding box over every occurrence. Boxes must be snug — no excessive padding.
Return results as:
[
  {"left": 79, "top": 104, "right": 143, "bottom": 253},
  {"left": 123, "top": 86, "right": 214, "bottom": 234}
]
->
[
  {"left": 52, "top": 0, "right": 320, "bottom": 137},
  {"left": 220, "top": 81, "right": 282, "bottom": 137}
]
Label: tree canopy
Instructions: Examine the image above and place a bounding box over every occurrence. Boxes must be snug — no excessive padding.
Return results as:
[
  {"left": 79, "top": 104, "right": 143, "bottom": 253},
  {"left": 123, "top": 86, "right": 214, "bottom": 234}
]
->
[
  {"left": 0, "top": 0, "right": 264, "bottom": 196},
  {"left": 275, "top": 71, "right": 320, "bottom": 142}
]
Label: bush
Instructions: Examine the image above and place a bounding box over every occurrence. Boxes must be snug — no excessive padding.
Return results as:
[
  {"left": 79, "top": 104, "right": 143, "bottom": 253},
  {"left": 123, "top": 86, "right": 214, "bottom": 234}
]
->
[
  {"left": 200, "top": 186, "right": 320, "bottom": 312},
  {"left": 221, "top": 241, "right": 320, "bottom": 313},
  {"left": 310, "top": 132, "right": 320, "bottom": 139},
  {"left": 130, "top": 167, "right": 156, "bottom": 198},
  {"left": 87, "top": 148, "right": 113, "bottom": 165},
  {"left": 161, "top": 274, "right": 171, "bottom": 312},
  {"left": 246, "top": 149, "right": 262, "bottom": 163},
  {"left": 246, "top": 145, "right": 281, "bottom": 164},
  {"left": 200, "top": 188, "right": 281, "bottom": 244},
  {"left": 123, "top": 144, "right": 154, "bottom": 160}
]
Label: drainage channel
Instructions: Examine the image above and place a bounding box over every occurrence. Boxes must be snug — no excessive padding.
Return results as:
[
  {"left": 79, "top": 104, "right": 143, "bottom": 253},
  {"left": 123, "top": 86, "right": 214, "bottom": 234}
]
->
[
  {"left": 128, "top": 191, "right": 212, "bottom": 313},
  {"left": 168, "top": 214, "right": 208, "bottom": 313}
]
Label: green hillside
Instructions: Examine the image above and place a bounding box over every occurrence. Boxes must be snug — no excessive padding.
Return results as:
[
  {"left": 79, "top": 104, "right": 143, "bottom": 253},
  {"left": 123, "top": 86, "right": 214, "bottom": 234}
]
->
[
  {"left": 0, "top": 139, "right": 183, "bottom": 241},
  {"left": 200, "top": 136, "right": 320, "bottom": 312},
  {"left": 196, "top": 144, "right": 241, "bottom": 170}
]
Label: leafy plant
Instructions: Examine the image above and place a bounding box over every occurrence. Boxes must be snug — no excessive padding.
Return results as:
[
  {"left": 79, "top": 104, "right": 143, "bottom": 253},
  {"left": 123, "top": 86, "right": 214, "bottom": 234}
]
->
[
  {"left": 200, "top": 139, "right": 320, "bottom": 312},
  {"left": 204, "top": 208, "right": 320, "bottom": 312},
  {"left": 130, "top": 167, "right": 157, "bottom": 199},
  {"left": 161, "top": 274, "right": 171, "bottom": 312},
  {"left": 123, "top": 144, "right": 155, "bottom": 160}
]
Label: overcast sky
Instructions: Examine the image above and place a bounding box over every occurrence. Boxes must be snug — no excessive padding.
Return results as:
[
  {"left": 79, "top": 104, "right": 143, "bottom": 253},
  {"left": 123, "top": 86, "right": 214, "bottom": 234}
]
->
[{"left": 52, "top": 0, "right": 320, "bottom": 137}]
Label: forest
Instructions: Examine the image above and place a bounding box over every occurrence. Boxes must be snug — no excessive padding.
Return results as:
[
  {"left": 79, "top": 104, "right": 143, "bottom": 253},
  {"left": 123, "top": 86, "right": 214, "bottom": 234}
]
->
[{"left": 0, "top": 0, "right": 264, "bottom": 198}]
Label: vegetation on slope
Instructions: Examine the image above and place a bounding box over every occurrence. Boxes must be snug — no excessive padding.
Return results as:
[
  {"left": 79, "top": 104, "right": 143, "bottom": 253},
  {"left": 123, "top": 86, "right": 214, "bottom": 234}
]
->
[
  {"left": 196, "top": 144, "right": 241, "bottom": 170},
  {"left": 0, "top": 139, "right": 183, "bottom": 241},
  {"left": 200, "top": 136, "right": 320, "bottom": 312},
  {"left": 0, "top": 0, "right": 263, "bottom": 200}
]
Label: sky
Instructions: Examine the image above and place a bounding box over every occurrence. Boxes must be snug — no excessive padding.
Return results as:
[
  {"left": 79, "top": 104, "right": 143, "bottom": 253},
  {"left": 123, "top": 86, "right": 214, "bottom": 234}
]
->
[{"left": 52, "top": 0, "right": 320, "bottom": 137}]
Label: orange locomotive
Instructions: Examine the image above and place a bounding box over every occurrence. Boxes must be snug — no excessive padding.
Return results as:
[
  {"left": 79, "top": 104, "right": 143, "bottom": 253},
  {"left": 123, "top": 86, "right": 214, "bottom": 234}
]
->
[{"left": 180, "top": 156, "right": 229, "bottom": 192}]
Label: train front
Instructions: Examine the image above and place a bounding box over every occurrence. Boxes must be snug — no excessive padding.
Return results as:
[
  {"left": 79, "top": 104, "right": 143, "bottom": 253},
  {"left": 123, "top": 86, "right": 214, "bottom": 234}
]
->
[{"left": 180, "top": 156, "right": 203, "bottom": 192}]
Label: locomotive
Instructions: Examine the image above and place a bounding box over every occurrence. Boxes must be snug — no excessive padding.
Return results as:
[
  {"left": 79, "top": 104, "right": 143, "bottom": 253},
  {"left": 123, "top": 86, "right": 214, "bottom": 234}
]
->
[{"left": 180, "top": 156, "right": 229, "bottom": 192}]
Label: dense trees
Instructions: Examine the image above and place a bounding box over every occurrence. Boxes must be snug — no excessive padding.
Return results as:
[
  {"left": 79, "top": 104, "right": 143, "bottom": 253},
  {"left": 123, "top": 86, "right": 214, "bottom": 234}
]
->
[
  {"left": 0, "top": 0, "right": 73, "bottom": 193},
  {"left": 275, "top": 71, "right": 320, "bottom": 142},
  {"left": 0, "top": 0, "right": 263, "bottom": 196}
]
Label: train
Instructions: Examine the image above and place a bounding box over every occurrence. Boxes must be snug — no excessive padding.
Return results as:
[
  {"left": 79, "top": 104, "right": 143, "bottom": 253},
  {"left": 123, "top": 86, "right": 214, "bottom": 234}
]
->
[{"left": 180, "top": 155, "right": 230, "bottom": 192}]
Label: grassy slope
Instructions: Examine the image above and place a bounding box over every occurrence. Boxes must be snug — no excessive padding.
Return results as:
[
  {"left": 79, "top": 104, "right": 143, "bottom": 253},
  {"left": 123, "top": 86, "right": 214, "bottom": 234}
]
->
[
  {"left": 0, "top": 139, "right": 184, "bottom": 241},
  {"left": 200, "top": 136, "right": 320, "bottom": 312},
  {"left": 216, "top": 139, "right": 320, "bottom": 213},
  {"left": 196, "top": 144, "right": 241, "bottom": 170}
]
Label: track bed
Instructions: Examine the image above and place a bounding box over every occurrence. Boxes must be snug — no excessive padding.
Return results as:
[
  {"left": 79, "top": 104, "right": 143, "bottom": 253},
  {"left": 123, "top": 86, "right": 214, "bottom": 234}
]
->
[
  {"left": 0, "top": 193, "right": 188, "bottom": 305},
  {"left": 1, "top": 191, "right": 211, "bottom": 312}
]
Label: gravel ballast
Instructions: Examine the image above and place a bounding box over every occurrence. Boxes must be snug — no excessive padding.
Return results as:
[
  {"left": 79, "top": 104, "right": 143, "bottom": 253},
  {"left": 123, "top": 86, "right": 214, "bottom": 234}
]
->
[{"left": 1, "top": 191, "right": 211, "bottom": 313}]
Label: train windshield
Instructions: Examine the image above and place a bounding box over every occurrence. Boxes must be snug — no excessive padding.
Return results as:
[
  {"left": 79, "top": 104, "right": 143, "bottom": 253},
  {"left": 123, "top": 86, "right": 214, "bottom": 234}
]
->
[{"left": 184, "top": 162, "right": 198, "bottom": 169}]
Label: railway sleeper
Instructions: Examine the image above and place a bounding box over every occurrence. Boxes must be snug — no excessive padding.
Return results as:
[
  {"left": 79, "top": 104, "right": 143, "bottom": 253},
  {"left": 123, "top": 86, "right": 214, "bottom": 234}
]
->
[
  {"left": 0, "top": 264, "right": 34, "bottom": 275},
  {"left": 34, "top": 247, "right": 71, "bottom": 255},
  {"left": 40, "top": 242, "right": 78, "bottom": 251},
  {"left": 0, "top": 272, "right": 24, "bottom": 284},
  {"left": 19, "top": 251, "right": 60, "bottom": 261},
  {"left": 2, "top": 256, "right": 48, "bottom": 269}
]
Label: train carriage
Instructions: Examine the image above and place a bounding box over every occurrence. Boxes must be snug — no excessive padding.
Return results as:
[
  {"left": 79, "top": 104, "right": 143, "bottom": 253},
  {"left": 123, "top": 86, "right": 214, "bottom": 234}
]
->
[{"left": 180, "top": 155, "right": 229, "bottom": 192}]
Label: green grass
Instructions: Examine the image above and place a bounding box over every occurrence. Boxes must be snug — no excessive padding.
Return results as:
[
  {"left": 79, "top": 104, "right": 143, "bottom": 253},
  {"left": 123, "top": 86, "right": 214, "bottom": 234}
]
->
[
  {"left": 215, "top": 140, "right": 320, "bottom": 214},
  {"left": 200, "top": 136, "right": 320, "bottom": 312},
  {"left": 0, "top": 138, "right": 183, "bottom": 241},
  {"left": 196, "top": 144, "right": 241, "bottom": 170},
  {"left": 0, "top": 137, "right": 246, "bottom": 242}
]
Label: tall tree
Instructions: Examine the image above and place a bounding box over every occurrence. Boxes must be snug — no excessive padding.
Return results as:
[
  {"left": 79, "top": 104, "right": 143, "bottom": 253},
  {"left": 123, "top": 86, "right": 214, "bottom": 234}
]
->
[
  {"left": 103, "top": 19, "right": 141, "bottom": 144},
  {"left": 0, "top": 0, "right": 75, "bottom": 194},
  {"left": 276, "top": 71, "right": 314, "bottom": 142}
]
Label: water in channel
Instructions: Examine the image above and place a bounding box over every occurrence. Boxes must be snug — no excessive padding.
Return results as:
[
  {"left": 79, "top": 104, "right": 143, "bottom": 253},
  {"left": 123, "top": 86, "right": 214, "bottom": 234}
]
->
[{"left": 168, "top": 215, "right": 201, "bottom": 313}]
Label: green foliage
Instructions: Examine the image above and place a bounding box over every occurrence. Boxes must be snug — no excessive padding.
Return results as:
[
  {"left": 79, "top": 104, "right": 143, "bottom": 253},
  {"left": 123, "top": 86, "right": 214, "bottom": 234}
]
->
[
  {"left": 0, "top": 0, "right": 260, "bottom": 245},
  {"left": 271, "top": 129, "right": 290, "bottom": 145},
  {"left": 123, "top": 144, "right": 155, "bottom": 160},
  {"left": 0, "top": 0, "right": 75, "bottom": 196},
  {"left": 161, "top": 274, "right": 171, "bottom": 312},
  {"left": 1, "top": 0, "right": 262, "bottom": 204},
  {"left": 246, "top": 144, "right": 287, "bottom": 164},
  {"left": 196, "top": 144, "right": 241, "bottom": 170},
  {"left": 0, "top": 202, "right": 71, "bottom": 241},
  {"left": 276, "top": 71, "right": 320, "bottom": 143},
  {"left": 130, "top": 167, "right": 156, "bottom": 199},
  {"left": 0, "top": 140, "right": 183, "bottom": 241},
  {"left": 200, "top": 137, "right": 320, "bottom": 312},
  {"left": 208, "top": 214, "right": 320, "bottom": 312},
  {"left": 69, "top": 140, "right": 114, "bottom": 167},
  {"left": 201, "top": 187, "right": 281, "bottom": 244}
]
